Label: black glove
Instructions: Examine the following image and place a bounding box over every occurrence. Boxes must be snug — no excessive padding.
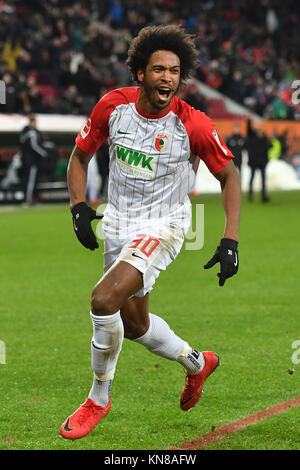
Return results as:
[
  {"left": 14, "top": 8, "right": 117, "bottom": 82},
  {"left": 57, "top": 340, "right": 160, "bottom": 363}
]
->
[
  {"left": 71, "top": 202, "right": 103, "bottom": 250},
  {"left": 204, "top": 238, "right": 239, "bottom": 286}
]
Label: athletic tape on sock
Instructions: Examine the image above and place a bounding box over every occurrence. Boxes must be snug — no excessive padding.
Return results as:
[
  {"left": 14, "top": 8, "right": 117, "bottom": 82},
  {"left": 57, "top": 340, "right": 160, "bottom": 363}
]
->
[{"left": 90, "top": 310, "right": 124, "bottom": 377}]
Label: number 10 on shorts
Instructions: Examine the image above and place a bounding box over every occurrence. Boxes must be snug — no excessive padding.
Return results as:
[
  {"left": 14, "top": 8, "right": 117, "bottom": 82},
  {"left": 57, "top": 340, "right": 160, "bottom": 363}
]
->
[{"left": 129, "top": 234, "right": 160, "bottom": 257}]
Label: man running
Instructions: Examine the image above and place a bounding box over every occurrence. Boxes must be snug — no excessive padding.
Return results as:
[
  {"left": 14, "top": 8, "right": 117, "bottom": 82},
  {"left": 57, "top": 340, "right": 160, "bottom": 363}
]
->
[{"left": 60, "top": 24, "right": 241, "bottom": 440}]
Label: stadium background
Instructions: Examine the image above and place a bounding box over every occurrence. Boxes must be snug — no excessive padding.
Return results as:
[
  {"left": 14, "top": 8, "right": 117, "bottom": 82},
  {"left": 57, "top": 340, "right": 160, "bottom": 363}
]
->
[
  {"left": 1, "top": 0, "right": 300, "bottom": 201},
  {"left": 0, "top": 0, "right": 300, "bottom": 453}
]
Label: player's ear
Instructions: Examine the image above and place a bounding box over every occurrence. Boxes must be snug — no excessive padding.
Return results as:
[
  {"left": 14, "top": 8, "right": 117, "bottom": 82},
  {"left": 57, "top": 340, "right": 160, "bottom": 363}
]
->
[{"left": 137, "top": 69, "right": 144, "bottom": 83}]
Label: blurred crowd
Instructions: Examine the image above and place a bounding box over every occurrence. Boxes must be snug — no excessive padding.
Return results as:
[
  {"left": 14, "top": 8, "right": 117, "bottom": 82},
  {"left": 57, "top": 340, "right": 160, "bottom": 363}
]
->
[{"left": 1, "top": 0, "right": 300, "bottom": 119}]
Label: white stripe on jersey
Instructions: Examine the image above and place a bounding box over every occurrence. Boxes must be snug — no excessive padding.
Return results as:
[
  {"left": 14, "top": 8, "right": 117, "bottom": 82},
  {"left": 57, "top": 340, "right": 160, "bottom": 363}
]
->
[{"left": 105, "top": 103, "right": 194, "bottom": 236}]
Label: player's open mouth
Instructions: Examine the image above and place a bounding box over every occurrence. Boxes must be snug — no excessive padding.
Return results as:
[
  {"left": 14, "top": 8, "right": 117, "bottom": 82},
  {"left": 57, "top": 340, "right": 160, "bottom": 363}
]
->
[{"left": 156, "top": 87, "right": 172, "bottom": 101}]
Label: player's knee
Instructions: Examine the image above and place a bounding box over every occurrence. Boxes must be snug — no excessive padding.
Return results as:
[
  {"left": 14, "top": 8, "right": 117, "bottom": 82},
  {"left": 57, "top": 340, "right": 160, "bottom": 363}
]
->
[{"left": 91, "top": 287, "right": 118, "bottom": 316}]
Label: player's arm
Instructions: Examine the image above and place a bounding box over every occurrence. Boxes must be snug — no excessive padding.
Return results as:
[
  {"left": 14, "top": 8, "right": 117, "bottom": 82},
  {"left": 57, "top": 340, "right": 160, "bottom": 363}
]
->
[
  {"left": 67, "top": 144, "right": 93, "bottom": 208},
  {"left": 204, "top": 161, "right": 241, "bottom": 286},
  {"left": 67, "top": 90, "right": 116, "bottom": 250},
  {"left": 214, "top": 159, "right": 241, "bottom": 242},
  {"left": 67, "top": 145, "right": 103, "bottom": 251}
]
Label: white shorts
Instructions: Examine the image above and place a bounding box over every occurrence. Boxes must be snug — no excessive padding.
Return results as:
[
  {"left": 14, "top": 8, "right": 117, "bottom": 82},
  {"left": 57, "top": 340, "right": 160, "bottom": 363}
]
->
[{"left": 102, "top": 224, "right": 184, "bottom": 297}]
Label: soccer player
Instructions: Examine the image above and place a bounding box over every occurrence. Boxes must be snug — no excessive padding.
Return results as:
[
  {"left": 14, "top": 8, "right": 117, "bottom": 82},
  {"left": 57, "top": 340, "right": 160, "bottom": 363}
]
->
[{"left": 60, "top": 25, "right": 241, "bottom": 440}]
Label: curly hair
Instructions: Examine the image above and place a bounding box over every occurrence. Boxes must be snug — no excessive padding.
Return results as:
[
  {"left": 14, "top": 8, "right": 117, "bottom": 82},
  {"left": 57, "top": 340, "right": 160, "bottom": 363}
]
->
[{"left": 126, "top": 24, "right": 199, "bottom": 83}]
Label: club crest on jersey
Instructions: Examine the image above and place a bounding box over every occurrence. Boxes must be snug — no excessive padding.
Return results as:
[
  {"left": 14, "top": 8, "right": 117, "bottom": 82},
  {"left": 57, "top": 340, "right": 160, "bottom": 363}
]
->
[
  {"left": 154, "top": 132, "right": 171, "bottom": 152},
  {"left": 80, "top": 118, "right": 91, "bottom": 139}
]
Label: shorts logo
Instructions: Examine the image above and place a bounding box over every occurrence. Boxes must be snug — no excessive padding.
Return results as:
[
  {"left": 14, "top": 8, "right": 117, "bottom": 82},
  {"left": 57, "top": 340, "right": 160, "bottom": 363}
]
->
[
  {"left": 115, "top": 144, "right": 157, "bottom": 180},
  {"left": 154, "top": 132, "right": 171, "bottom": 152},
  {"left": 80, "top": 118, "right": 92, "bottom": 139}
]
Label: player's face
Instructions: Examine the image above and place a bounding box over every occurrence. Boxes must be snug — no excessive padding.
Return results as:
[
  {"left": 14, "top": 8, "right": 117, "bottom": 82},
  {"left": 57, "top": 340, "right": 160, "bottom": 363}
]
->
[{"left": 137, "top": 50, "right": 181, "bottom": 114}]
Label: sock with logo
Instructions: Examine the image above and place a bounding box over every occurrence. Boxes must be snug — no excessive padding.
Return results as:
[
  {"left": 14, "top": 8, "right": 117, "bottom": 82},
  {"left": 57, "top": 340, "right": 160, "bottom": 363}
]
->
[
  {"left": 133, "top": 313, "right": 205, "bottom": 373},
  {"left": 88, "top": 311, "right": 124, "bottom": 407},
  {"left": 177, "top": 342, "right": 205, "bottom": 374}
]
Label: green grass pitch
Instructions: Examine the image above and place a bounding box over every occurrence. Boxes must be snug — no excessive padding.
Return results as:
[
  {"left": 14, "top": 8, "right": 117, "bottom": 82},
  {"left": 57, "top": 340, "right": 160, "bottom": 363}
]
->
[{"left": 0, "top": 191, "right": 299, "bottom": 450}]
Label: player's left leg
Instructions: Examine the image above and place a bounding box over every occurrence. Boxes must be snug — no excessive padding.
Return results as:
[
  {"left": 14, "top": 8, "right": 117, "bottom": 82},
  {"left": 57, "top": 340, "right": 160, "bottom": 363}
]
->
[
  {"left": 121, "top": 296, "right": 199, "bottom": 368},
  {"left": 115, "top": 224, "right": 220, "bottom": 411},
  {"left": 121, "top": 295, "right": 219, "bottom": 411}
]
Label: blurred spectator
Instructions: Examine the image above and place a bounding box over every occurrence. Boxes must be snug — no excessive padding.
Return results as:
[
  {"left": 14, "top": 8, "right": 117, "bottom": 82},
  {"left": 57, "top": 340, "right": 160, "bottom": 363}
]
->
[
  {"left": 246, "top": 119, "right": 271, "bottom": 203},
  {"left": 0, "top": 0, "right": 300, "bottom": 119},
  {"left": 60, "top": 84, "right": 83, "bottom": 114},
  {"left": 229, "top": 70, "right": 245, "bottom": 104},
  {"left": 226, "top": 123, "right": 246, "bottom": 178},
  {"left": 76, "top": 59, "right": 102, "bottom": 97},
  {"left": 25, "top": 75, "right": 45, "bottom": 113},
  {"left": 267, "top": 128, "right": 289, "bottom": 161},
  {"left": 109, "top": 0, "right": 125, "bottom": 29},
  {"left": 268, "top": 132, "right": 282, "bottom": 161},
  {"left": 1, "top": 38, "right": 20, "bottom": 72},
  {"left": 1, "top": 71, "right": 17, "bottom": 112},
  {"left": 19, "top": 115, "right": 49, "bottom": 205},
  {"left": 183, "top": 83, "right": 207, "bottom": 113},
  {"left": 201, "top": 60, "right": 223, "bottom": 90}
]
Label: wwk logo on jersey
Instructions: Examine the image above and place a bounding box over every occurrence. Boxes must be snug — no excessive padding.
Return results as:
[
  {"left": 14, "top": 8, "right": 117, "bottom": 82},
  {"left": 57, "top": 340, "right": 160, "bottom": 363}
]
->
[
  {"left": 154, "top": 131, "right": 171, "bottom": 152},
  {"left": 115, "top": 145, "right": 157, "bottom": 180}
]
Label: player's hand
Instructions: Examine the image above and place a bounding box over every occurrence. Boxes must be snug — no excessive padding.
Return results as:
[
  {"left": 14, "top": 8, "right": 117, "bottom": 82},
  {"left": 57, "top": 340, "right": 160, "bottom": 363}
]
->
[
  {"left": 71, "top": 202, "right": 103, "bottom": 250},
  {"left": 203, "top": 238, "right": 239, "bottom": 286}
]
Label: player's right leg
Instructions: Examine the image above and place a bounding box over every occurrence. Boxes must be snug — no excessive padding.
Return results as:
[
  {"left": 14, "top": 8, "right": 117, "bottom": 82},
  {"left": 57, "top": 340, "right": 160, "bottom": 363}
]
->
[{"left": 59, "top": 260, "right": 143, "bottom": 440}]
